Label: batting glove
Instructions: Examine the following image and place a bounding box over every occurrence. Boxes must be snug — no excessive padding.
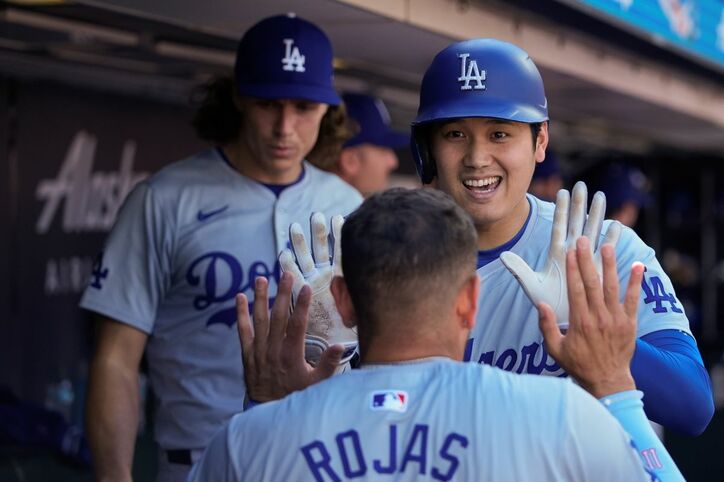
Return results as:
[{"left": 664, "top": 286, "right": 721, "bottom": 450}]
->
[
  {"left": 500, "top": 181, "right": 622, "bottom": 329},
  {"left": 279, "top": 213, "right": 358, "bottom": 371}
]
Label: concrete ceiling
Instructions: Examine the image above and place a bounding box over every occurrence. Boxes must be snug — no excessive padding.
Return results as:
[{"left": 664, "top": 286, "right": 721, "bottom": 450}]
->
[{"left": 2, "top": 0, "right": 723, "bottom": 158}]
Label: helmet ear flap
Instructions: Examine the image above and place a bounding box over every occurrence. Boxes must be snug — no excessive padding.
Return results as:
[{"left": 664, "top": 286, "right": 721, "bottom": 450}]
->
[{"left": 411, "top": 126, "right": 437, "bottom": 185}]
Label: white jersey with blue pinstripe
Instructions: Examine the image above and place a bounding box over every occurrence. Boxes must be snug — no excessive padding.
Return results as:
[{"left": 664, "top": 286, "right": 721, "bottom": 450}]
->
[{"left": 188, "top": 358, "right": 649, "bottom": 482}]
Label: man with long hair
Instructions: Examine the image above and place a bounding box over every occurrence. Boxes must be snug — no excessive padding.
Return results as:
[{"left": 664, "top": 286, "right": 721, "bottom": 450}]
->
[{"left": 80, "top": 13, "right": 361, "bottom": 482}]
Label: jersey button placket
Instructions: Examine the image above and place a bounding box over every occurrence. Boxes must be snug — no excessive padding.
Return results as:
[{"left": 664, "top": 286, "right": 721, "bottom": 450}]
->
[{"left": 273, "top": 200, "right": 290, "bottom": 253}]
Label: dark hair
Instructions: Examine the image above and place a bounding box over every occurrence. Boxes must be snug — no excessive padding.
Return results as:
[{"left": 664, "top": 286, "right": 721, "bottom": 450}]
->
[
  {"left": 529, "top": 122, "right": 542, "bottom": 146},
  {"left": 191, "top": 76, "right": 242, "bottom": 144},
  {"left": 341, "top": 188, "right": 477, "bottom": 345},
  {"left": 191, "top": 76, "right": 353, "bottom": 161},
  {"left": 307, "top": 103, "right": 353, "bottom": 170}
]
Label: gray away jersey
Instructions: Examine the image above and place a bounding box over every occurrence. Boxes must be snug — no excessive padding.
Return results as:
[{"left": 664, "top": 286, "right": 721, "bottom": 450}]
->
[
  {"left": 188, "top": 359, "right": 650, "bottom": 482},
  {"left": 79, "top": 148, "right": 362, "bottom": 450},
  {"left": 467, "top": 194, "right": 691, "bottom": 375}
]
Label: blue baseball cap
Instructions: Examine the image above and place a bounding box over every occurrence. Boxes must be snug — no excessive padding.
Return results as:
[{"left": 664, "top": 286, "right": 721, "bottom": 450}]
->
[
  {"left": 234, "top": 13, "right": 341, "bottom": 105},
  {"left": 599, "top": 164, "right": 652, "bottom": 210},
  {"left": 343, "top": 93, "right": 408, "bottom": 148}
]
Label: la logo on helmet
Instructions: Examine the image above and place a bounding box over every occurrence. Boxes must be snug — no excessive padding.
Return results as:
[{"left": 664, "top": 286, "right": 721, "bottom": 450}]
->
[
  {"left": 457, "top": 53, "right": 486, "bottom": 91},
  {"left": 282, "top": 38, "right": 306, "bottom": 72}
]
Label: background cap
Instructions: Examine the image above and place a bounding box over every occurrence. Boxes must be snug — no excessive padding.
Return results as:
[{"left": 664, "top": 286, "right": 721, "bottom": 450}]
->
[
  {"left": 343, "top": 93, "right": 408, "bottom": 148},
  {"left": 234, "top": 13, "right": 341, "bottom": 105},
  {"left": 532, "top": 151, "right": 561, "bottom": 180},
  {"left": 599, "top": 163, "right": 652, "bottom": 210}
]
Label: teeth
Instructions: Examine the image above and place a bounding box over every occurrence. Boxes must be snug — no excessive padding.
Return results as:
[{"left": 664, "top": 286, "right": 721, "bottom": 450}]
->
[{"left": 463, "top": 177, "right": 500, "bottom": 188}]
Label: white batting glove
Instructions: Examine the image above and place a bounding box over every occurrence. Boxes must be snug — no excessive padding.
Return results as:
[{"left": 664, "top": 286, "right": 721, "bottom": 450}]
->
[
  {"left": 279, "top": 213, "right": 358, "bottom": 371},
  {"left": 500, "top": 181, "right": 622, "bottom": 329}
]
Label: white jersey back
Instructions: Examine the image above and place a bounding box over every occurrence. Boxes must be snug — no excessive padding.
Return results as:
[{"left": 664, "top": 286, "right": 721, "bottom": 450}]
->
[
  {"left": 188, "top": 359, "right": 649, "bottom": 482},
  {"left": 79, "top": 148, "right": 362, "bottom": 449},
  {"left": 468, "top": 194, "right": 690, "bottom": 375}
]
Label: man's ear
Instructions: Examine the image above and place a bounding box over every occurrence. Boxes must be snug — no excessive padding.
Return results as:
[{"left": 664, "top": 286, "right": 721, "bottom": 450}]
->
[
  {"left": 534, "top": 122, "right": 549, "bottom": 163},
  {"left": 331, "top": 276, "right": 357, "bottom": 328},
  {"left": 338, "top": 148, "right": 361, "bottom": 178},
  {"left": 455, "top": 273, "right": 480, "bottom": 331}
]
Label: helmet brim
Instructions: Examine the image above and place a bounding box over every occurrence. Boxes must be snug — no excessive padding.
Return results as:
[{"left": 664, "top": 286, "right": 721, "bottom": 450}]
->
[{"left": 412, "top": 97, "right": 548, "bottom": 126}]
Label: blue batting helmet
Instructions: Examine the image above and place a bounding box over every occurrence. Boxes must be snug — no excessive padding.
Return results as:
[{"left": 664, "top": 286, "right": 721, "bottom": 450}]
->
[{"left": 411, "top": 39, "right": 549, "bottom": 184}]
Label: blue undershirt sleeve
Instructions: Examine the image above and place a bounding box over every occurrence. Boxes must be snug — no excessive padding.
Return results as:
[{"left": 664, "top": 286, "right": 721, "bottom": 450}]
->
[{"left": 631, "top": 329, "right": 714, "bottom": 435}]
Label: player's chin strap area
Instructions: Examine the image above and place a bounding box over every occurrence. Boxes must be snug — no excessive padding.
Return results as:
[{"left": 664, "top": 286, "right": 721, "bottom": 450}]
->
[{"left": 305, "top": 335, "right": 359, "bottom": 373}]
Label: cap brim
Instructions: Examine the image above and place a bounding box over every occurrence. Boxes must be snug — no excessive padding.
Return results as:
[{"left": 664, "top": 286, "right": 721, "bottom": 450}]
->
[
  {"left": 605, "top": 186, "right": 653, "bottom": 209},
  {"left": 237, "top": 82, "right": 341, "bottom": 105},
  {"left": 380, "top": 130, "right": 410, "bottom": 149},
  {"left": 347, "top": 129, "right": 409, "bottom": 149}
]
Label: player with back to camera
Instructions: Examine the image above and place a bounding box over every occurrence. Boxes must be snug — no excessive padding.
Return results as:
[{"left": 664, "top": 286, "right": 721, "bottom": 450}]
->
[
  {"left": 79, "top": 13, "right": 362, "bottom": 482},
  {"left": 189, "top": 187, "right": 684, "bottom": 481}
]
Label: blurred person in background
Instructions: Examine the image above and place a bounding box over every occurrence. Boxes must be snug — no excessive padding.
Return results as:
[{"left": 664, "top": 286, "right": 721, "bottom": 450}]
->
[
  {"left": 313, "top": 92, "right": 408, "bottom": 196},
  {"left": 597, "top": 163, "right": 652, "bottom": 229}
]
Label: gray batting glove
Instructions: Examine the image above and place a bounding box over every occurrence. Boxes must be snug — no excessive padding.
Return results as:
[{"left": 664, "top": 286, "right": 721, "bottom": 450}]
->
[
  {"left": 279, "top": 213, "right": 358, "bottom": 371},
  {"left": 500, "top": 181, "right": 622, "bottom": 329}
]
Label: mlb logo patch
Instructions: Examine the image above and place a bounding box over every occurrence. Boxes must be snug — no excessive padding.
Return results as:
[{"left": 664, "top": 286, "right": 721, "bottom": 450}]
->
[{"left": 370, "top": 390, "right": 408, "bottom": 413}]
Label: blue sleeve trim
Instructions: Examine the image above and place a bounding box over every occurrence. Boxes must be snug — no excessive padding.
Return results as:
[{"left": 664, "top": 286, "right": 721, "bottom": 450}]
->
[{"left": 631, "top": 329, "right": 713, "bottom": 435}]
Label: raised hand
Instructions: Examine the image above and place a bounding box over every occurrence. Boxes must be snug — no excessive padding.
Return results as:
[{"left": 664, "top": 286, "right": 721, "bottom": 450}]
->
[
  {"left": 501, "top": 181, "right": 622, "bottom": 328},
  {"left": 237, "top": 272, "right": 344, "bottom": 403},
  {"left": 279, "top": 213, "right": 358, "bottom": 369},
  {"left": 537, "top": 236, "right": 645, "bottom": 398}
]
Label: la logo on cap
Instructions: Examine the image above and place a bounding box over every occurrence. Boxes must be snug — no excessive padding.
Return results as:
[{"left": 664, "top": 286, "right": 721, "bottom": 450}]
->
[
  {"left": 457, "top": 53, "right": 486, "bottom": 91},
  {"left": 282, "top": 38, "right": 306, "bottom": 72}
]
